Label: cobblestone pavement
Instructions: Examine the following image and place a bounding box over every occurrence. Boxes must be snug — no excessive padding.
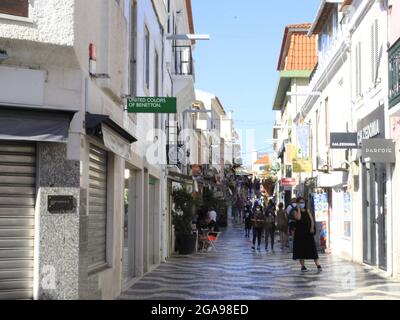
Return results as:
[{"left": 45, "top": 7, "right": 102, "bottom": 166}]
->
[{"left": 120, "top": 223, "right": 400, "bottom": 300}]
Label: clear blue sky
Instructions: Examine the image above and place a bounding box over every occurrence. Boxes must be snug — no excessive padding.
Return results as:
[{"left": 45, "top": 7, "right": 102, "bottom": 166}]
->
[{"left": 191, "top": 0, "right": 321, "bottom": 165}]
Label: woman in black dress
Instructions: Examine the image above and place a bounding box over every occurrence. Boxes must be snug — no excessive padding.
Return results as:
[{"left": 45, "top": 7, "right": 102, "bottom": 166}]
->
[{"left": 293, "top": 197, "right": 322, "bottom": 272}]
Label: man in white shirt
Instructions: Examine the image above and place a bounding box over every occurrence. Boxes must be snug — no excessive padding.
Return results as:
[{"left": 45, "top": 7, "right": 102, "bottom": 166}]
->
[{"left": 209, "top": 208, "right": 217, "bottom": 222}]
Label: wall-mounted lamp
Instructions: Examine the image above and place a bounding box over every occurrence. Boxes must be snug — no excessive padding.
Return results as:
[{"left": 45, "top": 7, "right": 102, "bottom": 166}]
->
[{"left": 89, "top": 43, "right": 110, "bottom": 79}]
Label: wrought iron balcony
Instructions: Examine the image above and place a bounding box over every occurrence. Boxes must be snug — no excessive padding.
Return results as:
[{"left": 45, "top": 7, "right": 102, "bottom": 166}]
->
[
  {"left": 173, "top": 45, "right": 193, "bottom": 76},
  {"left": 389, "top": 39, "right": 400, "bottom": 109}
]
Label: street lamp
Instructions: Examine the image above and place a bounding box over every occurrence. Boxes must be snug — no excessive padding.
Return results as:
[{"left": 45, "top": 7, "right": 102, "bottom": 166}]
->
[
  {"left": 166, "top": 34, "right": 210, "bottom": 41},
  {"left": 287, "top": 92, "right": 321, "bottom": 97},
  {"left": 272, "top": 125, "right": 296, "bottom": 129}
]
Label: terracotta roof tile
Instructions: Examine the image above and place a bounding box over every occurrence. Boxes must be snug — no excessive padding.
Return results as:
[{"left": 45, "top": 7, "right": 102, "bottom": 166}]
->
[
  {"left": 277, "top": 23, "right": 318, "bottom": 71},
  {"left": 254, "top": 156, "right": 271, "bottom": 165}
]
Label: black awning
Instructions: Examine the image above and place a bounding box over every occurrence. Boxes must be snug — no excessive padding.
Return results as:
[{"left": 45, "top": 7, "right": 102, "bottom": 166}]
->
[
  {"left": 85, "top": 112, "right": 137, "bottom": 143},
  {"left": 0, "top": 107, "right": 77, "bottom": 143}
]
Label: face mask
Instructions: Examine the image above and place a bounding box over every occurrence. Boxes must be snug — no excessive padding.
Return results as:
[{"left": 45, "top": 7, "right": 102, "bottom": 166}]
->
[
  {"left": 299, "top": 203, "right": 306, "bottom": 209},
  {"left": 292, "top": 203, "right": 297, "bottom": 208}
]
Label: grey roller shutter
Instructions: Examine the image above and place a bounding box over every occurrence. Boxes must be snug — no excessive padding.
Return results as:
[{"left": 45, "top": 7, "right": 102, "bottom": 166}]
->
[
  {"left": 88, "top": 144, "right": 108, "bottom": 272},
  {"left": 0, "top": 142, "right": 36, "bottom": 300}
]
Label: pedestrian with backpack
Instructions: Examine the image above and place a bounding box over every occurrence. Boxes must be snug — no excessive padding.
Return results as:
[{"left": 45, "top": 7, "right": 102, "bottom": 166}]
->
[
  {"left": 276, "top": 202, "right": 289, "bottom": 250},
  {"left": 251, "top": 205, "right": 265, "bottom": 251},
  {"left": 287, "top": 198, "right": 298, "bottom": 252},
  {"left": 244, "top": 205, "right": 253, "bottom": 238},
  {"left": 264, "top": 200, "right": 276, "bottom": 252}
]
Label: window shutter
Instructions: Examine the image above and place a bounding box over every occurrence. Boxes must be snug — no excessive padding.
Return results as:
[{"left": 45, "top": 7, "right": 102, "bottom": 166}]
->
[
  {"left": 0, "top": 0, "right": 29, "bottom": 17},
  {"left": 358, "top": 42, "right": 362, "bottom": 96},
  {"left": 356, "top": 42, "right": 362, "bottom": 97},
  {"left": 374, "top": 19, "right": 379, "bottom": 84},
  {"left": 371, "top": 23, "right": 375, "bottom": 85},
  {"left": 355, "top": 44, "right": 359, "bottom": 97}
]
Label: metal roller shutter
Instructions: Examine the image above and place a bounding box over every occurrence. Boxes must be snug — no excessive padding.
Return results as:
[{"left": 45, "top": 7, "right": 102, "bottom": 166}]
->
[
  {"left": 88, "top": 144, "right": 108, "bottom": 272},
  {"left": 0, "top": 142, "right": 36, "bottom": 300}
]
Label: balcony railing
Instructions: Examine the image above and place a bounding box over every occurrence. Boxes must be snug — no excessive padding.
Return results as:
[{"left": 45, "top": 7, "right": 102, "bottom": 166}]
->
[
  {"left": 389, "top": 39, "right": 400, "bottom": 109},
  {"left": 173, "top": 45, "right": 193, "bottom": 76}
]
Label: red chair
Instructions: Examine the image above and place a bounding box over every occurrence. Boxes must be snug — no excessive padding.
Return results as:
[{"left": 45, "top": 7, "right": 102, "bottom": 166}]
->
[{"left": 207, "top": 232, "right": 221, "bottom": 252}]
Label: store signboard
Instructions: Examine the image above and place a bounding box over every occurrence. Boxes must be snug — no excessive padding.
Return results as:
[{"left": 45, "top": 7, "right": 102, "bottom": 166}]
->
[
  {"left": 391, "top": 117, "right": 400, "bottom": 140},
  {"left": 285, "top": 144, "right": 297, "bottom": 164},
  {"left": 293, "top": 158, "right": 312, "bottom": 173},
  {"left": 281, "top": 178, "right": 296, "bottom": 187},
  {"left": 362, "top": 139, "right": 396, "bottom": 163},
  {"left": 296, "top": 125, "right": 310, "bottom": 159},
  {"left": 313, "top": 193, "right": 329, "bottom": 222},
  {"left": 343, "top": 192, "right": 352, "bottom": 238},
  {"left": 330, "top": 132, "right": 358, "bottom": 149},
  {"left": 317, "top": 171, "right": 348, "bottom": 187},
  {"left": 357, "top": 105, "right": 385, "bottom": 147},
  {"left": 128, "top": 97, "right": 177, "bottom": 113}
]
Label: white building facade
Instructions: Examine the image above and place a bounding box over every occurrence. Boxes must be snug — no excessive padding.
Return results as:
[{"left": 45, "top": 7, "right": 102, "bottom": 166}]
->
[
  {"left": 0, "top": 0, "right": 199, "bottom": 300},
  {"left": 296, "top": 0, "right": 398, "bottom": 278}
]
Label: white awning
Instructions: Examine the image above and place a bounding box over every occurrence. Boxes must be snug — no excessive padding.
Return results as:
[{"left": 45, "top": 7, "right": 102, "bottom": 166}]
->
[
  {"left": 317, "top": 171, "right": 349, "bottom": 187},
  {"left": 102, "top": 124, "right": 132, "bottom": 161}
]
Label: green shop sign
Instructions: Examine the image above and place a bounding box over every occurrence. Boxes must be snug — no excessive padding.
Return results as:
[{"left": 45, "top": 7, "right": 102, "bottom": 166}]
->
[{"left": 127, "top": 97, "right": 177, "bottom": 113}]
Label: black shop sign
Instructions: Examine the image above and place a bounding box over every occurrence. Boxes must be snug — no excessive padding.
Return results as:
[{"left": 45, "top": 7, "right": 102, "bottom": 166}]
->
[
  {"left": 357, "top": 105, "right": 385, "bottom": 147},
  {"left": 48, "top": 195, "right": 75, "bottom": 213},
  {"left": 330, "top": 132, "right": 358, "bottom": 149}
]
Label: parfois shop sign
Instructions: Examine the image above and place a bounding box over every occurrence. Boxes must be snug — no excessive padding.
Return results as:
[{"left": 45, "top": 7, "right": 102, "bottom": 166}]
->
[
  {"left": 128, "top": 97, "right": 177, "bottom": 113},
  {"left": 362, "top": 139, "right": 396, "bottom": 163}
]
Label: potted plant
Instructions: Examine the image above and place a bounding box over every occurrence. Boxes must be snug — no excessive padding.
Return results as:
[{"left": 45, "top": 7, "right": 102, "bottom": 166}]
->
[{"left": 171, "top": 187, "right": 198, "bottom": 255}]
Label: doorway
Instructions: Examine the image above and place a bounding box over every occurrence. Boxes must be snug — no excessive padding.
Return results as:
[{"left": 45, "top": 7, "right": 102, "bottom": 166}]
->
[
  {"left": 362, "top": 163, "right": 387, "bottom": 270},
  {"left": 148, "top": 176, "right": 160, "bottom": 267},
  {"left": 122, "top": 167, "right": 136, "bottom": 289}
]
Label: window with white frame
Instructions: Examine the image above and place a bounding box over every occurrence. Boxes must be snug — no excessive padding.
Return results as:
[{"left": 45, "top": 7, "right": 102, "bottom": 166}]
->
[
  {"left": 0, "top": 0, "right": 29, "bottom": 17},
  {"left": 318, "top": 5, "right": 339, "bottom": 59},
  {"left": 355, "top": 41, "right": 362, "bottom": 97},
  {"left": 370, "top": 19, "right": 380, "bottom": 86}
]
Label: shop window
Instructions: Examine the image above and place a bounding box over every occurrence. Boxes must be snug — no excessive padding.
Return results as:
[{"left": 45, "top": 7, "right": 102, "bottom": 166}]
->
[{"left": 0, "top": 0, "right": 29, "bottom": 18}]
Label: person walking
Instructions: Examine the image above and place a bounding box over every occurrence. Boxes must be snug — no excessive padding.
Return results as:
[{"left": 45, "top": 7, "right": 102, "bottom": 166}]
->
[
  {"left": 251, "top": 205, "right": 265, "bottom": 251},
  {"left": 292, "top": 197, "right": 322, "bottom": 273},
  {"left": 264, "top": 200, "right": 276, "bottom": 252},
  {"left": 244, "top": 205, "right": 252, "bottom": 238},
  {"left": 287, "top": 198, "right": 298, "bottom": 252},
  {"left": 276, "top": 202, "right": 289, "bottom": 250},
  {"left": 236, "top": 196, "right": 244, "bottom": 224}
]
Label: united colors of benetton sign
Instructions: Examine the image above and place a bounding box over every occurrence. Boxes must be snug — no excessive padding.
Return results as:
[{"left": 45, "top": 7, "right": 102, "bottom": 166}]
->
[{"left": 128, "top": 97, "right": 177, "bottom": 113}]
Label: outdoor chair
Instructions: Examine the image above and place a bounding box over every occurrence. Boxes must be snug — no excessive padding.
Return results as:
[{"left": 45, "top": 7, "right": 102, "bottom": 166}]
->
[{"left": 206, "top": 231, "right": 221, "bottom": 252}]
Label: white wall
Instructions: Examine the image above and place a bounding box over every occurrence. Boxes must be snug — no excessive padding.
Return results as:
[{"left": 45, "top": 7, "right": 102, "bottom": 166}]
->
[
  {"left": 0, "top": 0, "right": 74, "bottom": 46},
  {"left": 350, "top": 0, "right": 390, "bottom": 269}
]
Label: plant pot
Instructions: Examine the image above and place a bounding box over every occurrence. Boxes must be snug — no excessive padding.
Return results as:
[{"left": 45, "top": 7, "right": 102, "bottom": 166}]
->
[{"left": 175, "top": 233, "right": 197, "bottom": 255}]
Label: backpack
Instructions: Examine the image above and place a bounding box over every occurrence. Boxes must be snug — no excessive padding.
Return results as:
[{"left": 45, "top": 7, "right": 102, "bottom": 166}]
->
[{"left": 288, "top": 206, "right": 297, "bottom": 221}]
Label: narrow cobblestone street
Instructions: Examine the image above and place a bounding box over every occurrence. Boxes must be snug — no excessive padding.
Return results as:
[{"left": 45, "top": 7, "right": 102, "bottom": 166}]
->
[{"left": 120, "top": 223, "right": 400, "bottom": 300}]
